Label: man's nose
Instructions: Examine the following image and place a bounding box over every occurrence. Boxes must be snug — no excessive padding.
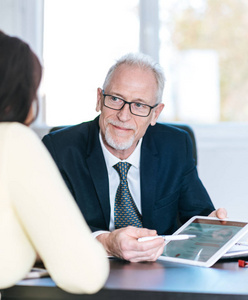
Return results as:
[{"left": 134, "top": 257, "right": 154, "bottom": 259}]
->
[{"left": 117, "top": 103, "right": 132, "bottom": 121}]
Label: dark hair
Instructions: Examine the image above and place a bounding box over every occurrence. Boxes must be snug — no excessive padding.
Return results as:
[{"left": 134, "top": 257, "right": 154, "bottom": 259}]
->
[{"left": 0, "top": 31, "right": 42, "bottom": 124}]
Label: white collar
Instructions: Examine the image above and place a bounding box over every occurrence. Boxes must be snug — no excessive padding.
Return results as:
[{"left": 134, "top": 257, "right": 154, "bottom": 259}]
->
[{"left": 99, "top": 131, "right": 142, "bottom": 169}]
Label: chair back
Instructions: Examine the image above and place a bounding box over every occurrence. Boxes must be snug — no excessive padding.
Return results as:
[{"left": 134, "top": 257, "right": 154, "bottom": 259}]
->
[{"left": 165, "top": 123, "right": 197, "bottom": 165}]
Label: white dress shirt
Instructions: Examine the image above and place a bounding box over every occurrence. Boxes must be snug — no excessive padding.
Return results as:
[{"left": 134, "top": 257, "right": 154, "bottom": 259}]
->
[{"left": 92, "top": 132, "right": 142, "bottom": 237}]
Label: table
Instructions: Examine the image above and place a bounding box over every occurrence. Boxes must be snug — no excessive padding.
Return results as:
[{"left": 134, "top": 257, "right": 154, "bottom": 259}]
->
[{"left": 2, "top": 258, "right": 248, "bottom": 299}]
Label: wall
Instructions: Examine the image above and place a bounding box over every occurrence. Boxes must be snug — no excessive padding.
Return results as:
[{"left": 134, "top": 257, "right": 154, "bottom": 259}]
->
[{"left": 192, "top": 123, "right": 248, "bottom": 221}]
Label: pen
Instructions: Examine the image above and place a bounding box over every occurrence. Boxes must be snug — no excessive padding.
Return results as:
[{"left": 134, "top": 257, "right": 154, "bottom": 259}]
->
[{"left": 138, "top": 234, "right": 196, "bottom": 242}]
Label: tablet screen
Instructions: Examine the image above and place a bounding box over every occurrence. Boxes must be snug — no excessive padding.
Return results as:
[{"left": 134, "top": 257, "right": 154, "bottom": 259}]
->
[{"left": 162, "top": 218, "right": 247, "bottom": 263}]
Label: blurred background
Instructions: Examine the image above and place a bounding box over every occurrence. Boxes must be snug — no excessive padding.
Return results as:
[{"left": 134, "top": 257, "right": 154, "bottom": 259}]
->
[{"left": 1, "top": 0, "right": 248, "bottom": 220}]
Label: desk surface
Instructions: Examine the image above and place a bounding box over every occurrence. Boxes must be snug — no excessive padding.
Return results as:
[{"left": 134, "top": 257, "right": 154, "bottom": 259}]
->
[{"left": 2, "top": 258, "right": 248, "bottom": 300}]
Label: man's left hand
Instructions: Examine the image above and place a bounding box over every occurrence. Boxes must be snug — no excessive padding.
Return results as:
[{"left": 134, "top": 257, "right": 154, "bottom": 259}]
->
[{"left": 208, "top": 207, "right": 227, "bottom": 219}]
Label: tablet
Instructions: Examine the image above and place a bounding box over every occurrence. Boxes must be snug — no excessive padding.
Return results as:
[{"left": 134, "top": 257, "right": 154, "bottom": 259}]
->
[{"left": 158, "top": 216, "right": 248, "bottom": 267}]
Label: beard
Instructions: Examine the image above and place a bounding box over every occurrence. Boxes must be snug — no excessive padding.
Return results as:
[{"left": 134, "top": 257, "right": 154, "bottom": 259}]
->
[{"left": 104, "top": 120, "right": 136, "bottom": 151}]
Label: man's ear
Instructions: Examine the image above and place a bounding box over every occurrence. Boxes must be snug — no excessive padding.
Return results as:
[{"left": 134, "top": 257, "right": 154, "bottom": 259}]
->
[
  {"left": 150, "top": 103, "right": 164, "bottom": 126},
  {"left": 96, "top": 88, "right": 102, "bottom": 112}
]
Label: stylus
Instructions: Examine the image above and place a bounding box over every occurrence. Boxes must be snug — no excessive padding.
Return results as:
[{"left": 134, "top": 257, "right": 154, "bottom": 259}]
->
[{"left": 138, "top": 234, "right": 196, "bottom": 242}]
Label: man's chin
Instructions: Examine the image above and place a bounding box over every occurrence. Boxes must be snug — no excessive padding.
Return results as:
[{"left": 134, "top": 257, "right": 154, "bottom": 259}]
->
[
  {"left": 106, "top": 136, "right": 135, "bottom": 151},
  {"left": 104, "top": 125, "right": 135, "bottom": 150}
]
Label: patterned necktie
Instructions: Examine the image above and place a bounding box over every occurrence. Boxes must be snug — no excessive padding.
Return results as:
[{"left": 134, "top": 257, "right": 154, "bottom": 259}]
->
[{"left": 113, "top": 162, "right": 142, "bottom": 229}]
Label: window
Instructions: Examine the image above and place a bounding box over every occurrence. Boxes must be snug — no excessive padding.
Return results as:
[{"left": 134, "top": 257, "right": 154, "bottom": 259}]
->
[
  {"left": 43, "top": 0, "right": 248, "bottom": 125},
  {"left": 159, "top": 0, "right": 248, "bottom": 123},
  {"left": 43, "top": 0, "right": 139, "bottom": 126}
]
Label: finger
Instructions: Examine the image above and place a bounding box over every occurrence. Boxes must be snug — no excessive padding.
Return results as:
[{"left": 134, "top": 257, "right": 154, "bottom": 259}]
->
[
  {"left": 208, "top": 210, "right": 217, "bottom": 217},
  {"left": 217, "top": 208, "right": 227, "bottom": 219},
  {"left": 125, "top": 241, "right": 165, "bottom": 262},
  {"left": 130, "top": 254, "right": 156, "bottom": 262},
  {"left": 209, "top": 208, "right": 228, "bottom": 219},
  {"left": 136, "top": 237, "right": 165, "bottom": 250},
  {"left": 134, "top": 227, "right": 157, "bottom": 238},
  {"left": 128, "top": 245, "right": 165, "bottom": 262},
  {"left": 121, "top": 233, "right": 163, "bottom": 252}
]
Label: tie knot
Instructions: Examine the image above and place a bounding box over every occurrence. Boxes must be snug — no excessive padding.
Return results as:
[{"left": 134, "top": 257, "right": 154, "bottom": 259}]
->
[{"left": 113, "top": 162, "right": 131, "bottom": 181}]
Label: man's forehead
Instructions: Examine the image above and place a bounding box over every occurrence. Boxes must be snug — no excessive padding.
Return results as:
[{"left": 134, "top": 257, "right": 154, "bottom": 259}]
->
[
  {"left": 114, "top": 63, "right": 150, "bottom": 75},
  {"left": 108, "top": 64, "right": 156, "bottom": 88}
]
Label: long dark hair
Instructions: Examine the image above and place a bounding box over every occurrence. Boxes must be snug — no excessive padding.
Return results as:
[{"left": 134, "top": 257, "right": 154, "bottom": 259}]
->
[{"left": 0, "top": 31, "right": 42, "bottom": 124}]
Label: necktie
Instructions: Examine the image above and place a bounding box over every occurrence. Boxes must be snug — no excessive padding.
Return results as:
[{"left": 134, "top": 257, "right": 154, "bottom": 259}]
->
[{"left": 113, "top": 162, "right": 142, "bottom": 229}]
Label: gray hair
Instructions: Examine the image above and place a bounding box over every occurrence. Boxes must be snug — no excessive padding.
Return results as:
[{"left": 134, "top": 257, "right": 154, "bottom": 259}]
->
[{"left": 102, "top": 52, "right": 165, "bottom": 104}]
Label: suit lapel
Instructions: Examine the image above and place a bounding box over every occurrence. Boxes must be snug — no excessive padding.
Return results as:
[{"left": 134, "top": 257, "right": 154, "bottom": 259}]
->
[
  {"left": 86, "top": 117, "right": 110, "bottom": 228},
  {"left": 140, "top": 127, "right": 159, "bottom": 229}
]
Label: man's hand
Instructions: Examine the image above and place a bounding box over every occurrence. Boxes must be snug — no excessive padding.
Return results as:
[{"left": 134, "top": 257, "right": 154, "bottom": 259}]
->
[
  {"left": 208, "top": 207, "right": 227, "bottom": 219},
  {"left": 96, "top": 226, "right": 165, "bottom": 263}
]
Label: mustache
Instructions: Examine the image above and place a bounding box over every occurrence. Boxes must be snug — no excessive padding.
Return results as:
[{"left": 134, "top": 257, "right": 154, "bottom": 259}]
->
[{"left": 106, "top": 119, "right": 136, "bottom": 130}]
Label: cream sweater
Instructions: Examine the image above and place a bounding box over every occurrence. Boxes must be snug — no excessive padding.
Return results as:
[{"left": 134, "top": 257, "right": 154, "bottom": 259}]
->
[{"left": 0, "top": 123, "right": 109, "bottom": 294}]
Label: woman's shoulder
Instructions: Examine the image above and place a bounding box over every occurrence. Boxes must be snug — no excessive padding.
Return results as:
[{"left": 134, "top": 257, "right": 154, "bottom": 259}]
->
[
  {"left": 0, "top": 121, "right": 30, "bottom": 132},
  {"left": 0, "top": 122, "right": 38, "bottom": 138},
  {"left": 0, "top": 122, "right": 41, "bottom": 151}
]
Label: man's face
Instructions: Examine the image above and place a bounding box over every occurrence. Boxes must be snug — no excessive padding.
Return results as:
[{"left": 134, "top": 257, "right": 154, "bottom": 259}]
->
[{"left": 96, "top": 64, "right": 164, "bottom": 159}]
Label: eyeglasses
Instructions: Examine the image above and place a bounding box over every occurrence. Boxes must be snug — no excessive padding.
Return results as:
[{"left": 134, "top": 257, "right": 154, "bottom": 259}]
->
[{"left": 102, "top": 90, "right": 158, "bottom": 117}]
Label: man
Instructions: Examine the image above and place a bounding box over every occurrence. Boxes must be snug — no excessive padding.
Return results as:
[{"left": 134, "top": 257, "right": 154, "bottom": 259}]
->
[{"left": 43, "top": 53, "right": 227, "bottom": 262}]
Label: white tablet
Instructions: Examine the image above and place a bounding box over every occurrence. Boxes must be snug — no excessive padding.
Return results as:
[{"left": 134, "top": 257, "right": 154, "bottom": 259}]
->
[{"left": 158, "top": 216, "right": 248, "bottom": 267}]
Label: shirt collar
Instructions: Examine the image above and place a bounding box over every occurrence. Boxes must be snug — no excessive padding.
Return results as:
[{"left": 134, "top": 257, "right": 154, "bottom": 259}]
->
[{"left": 99, "top": 131, "right": 141, "bottom": 170}]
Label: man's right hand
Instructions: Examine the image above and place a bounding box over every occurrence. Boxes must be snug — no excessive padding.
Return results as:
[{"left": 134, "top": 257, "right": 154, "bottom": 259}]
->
[{"left": 96, "top": 226, "right": 165, "bottom": 262}]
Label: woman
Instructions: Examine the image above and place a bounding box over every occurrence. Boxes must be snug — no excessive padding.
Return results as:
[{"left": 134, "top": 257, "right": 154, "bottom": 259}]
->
[{"left": 0, "top": 31, "right": 109, "bottom": 294}]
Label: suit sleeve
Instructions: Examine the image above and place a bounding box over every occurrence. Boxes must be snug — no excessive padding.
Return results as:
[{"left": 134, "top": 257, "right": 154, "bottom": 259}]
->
[{"left": 6, "top": 125, "right": 109, "bottom": 294}]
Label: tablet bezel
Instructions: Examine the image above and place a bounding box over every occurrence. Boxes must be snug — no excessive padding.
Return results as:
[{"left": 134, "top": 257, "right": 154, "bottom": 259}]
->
[{"left": 158, "top": 216, "right": 248, "bottom": 267}]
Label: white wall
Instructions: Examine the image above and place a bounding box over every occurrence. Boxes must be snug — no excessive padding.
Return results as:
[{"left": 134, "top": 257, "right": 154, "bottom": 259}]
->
[{"left": 193, "top": 123, "right": 248, "bottom": 221}]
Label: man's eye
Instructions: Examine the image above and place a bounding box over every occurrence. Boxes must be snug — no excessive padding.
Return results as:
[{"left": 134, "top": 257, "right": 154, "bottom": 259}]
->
[
  {"left": 134, "top": 102, "right": 144, "bottom": 108},
  {"left": 111, "top": 96, "right": 119, "bottom": 102}
]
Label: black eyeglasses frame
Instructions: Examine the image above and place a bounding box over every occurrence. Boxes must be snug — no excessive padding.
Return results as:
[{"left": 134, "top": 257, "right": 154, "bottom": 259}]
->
[{"left": 102, "top": 90, "right": 158, "bottom": 117}]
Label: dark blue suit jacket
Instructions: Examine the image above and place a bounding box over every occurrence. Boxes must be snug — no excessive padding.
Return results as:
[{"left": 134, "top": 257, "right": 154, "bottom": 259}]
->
[{"left": 42, "top": 116, "right": 215, "bottom": 234}]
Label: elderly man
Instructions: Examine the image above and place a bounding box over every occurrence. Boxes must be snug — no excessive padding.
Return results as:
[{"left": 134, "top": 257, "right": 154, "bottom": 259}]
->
[{"left": 43, "top": 53, "right": 226, "bottom": 262}]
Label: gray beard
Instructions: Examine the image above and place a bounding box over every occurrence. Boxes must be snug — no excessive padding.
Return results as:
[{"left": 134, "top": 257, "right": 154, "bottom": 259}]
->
[{"left": 105, "top": 125, "right": 135, "bottom": 150}]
